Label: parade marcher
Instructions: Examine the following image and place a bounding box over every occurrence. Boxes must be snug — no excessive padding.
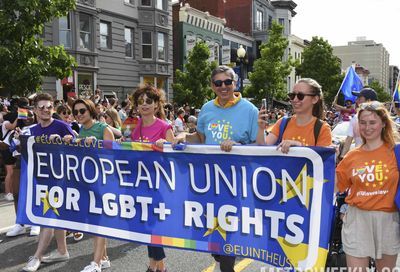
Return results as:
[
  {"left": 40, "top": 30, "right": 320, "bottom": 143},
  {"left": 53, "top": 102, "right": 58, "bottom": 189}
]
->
[
  {"left": 339, "top": 87, "right": 378, "bottom": 160},
  {"left": 22, "top": 93, "right": 75, "bottom": 272},
  {"left": 174, "top": 107, "right": 186, "bottom": 134},
  {"left": 256, "top": 78, "right": 332, "bottom": 152},
  {"left": 130, "top": 84, "right": 173, "bottom": 272},
  {"left": 336, "top": 101, "right": 400, "bottom": 271},
  {"left": 333, "top": 96, "right": 356, "bottom": 122},
  {"left": 175, "top": 65, "right": 259, "bottom": 271},
  {"left": 104, "top": 107, "right": 123, "bottom": 138},
  {"left": 65, "top": 99, "right": 114, "bottom": 272}
]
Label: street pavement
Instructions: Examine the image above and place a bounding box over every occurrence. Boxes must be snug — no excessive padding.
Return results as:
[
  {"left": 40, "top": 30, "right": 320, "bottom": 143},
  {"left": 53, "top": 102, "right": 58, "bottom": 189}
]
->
[
  {"left": 1, "top": 193, "right": 399, "bottom": 272},
  {"left": 0, "top": 194, "right": 268, "bottom": 272}
]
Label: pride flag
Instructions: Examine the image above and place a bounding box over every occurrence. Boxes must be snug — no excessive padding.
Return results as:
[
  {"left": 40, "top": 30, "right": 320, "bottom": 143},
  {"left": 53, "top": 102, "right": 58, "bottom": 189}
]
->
[{"left": 18, "top": 108, "right": 28, "bottom": 119}]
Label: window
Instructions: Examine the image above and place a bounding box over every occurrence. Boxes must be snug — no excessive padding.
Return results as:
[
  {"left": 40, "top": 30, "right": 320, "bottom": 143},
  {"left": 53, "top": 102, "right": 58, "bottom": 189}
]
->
[
  {"left": 256, "top": 10, "right": 263, "bottom": 30},
  {"left": 125, "top": 27, "right": 134, "bottom": 57},
  {"left": 59, "top": 15, "right": 71, "bottom": 48},
  {"left": 268, "top": 15, "right": 272, "bottom": 29},
  {"left": 79, "top": 13, "right": 91, "bottom": 49},
  {"left": 124, "top": 0, "right": 134, "bottom": 4},
  {"left": 142, "top": 31, "right": 152, "bottom": 59},
  {"left": 156, "top": 0, "right": 166, "bottom": 10},
  {"left": 100, "top": 21, "right": 111, "bottom": 49},
  {"left": 157, "top": 32, "right": 166, "bottom": 60},
  {"left": 278, "top": 18, "right": 284, "bottom": 26},
  {"left": 141, "top": 0, "right": 151, "bottom": 6}
]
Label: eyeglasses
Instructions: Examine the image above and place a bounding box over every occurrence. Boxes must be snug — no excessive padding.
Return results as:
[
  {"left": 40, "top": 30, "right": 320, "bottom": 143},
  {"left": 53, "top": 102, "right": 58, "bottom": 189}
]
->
[
  {"left": 37, "top": 104, "right": 54, "bottom": 111},
  {"left": 62, "top": 111, "right": 71, "bottom": 115},
  {"left": 287, "top": 92, "right": 317, "bottom": 101},
  {"left": 73, "top": 108, "right": 87, "bottom": 116},
  {"left": 213, "top": 79, "right": 233, "bottom": 87},
  {"left": 359, "top": 101, "right": 383, "bottom": 110},
  {"left": 137, "top": 97, "right": 154, "bottom": 105}
]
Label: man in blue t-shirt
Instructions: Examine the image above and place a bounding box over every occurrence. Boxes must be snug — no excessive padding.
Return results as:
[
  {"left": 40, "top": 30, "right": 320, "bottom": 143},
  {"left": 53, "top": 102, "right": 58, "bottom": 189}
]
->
[
  {"left": 176, "top": 65, "right": 258, "bottom": 272},
  {"left": 22, "top": 93, "right": 74, "bottom": 272}
]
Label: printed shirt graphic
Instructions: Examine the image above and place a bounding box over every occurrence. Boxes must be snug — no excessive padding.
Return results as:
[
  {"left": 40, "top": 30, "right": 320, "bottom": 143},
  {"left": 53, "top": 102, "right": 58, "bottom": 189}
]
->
[
  {"left": 270, "top": 116, "right": 332, "bottom": 146},
  {"left": 131, "top": 118, "right": 172, "bottom": 143},
  {"left": 197, "top": 99, "right": 258, "bottom": 145},
  {"left": 336, "top": 144, "right": 399, "bottom": 212}
]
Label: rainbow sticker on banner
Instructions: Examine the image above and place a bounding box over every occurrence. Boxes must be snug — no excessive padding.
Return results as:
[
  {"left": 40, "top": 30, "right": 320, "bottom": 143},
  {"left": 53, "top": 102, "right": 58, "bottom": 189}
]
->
[{"left": 18, "top": 108, "right": 28, "bottom": 120}]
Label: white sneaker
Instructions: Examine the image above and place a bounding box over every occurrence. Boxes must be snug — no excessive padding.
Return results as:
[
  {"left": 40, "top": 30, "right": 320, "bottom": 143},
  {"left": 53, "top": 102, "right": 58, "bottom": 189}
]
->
[
  {"left": 22, "top": 256, "right": 41, "bottom": 272},
  {"left": 30, "top": 226, "right": 40, "bottom": 236},
  {"left": 41, "top": 250, "right": 70, "bottom": 263},
  {"left": 81, "top": 261, "right": 101, "bottom": 272},
  {"left": 5, "top": 193, "right": 14, "bottom": 201},
  {"left": 6, "top": 224, "right": 26, "bottom": 237},
  {"left": 100, "top": 257, "right": 111, "bottom": 269}
]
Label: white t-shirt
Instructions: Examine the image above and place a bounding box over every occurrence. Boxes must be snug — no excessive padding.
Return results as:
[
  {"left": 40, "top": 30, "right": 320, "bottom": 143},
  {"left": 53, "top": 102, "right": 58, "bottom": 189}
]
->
[
  {"left": 346, "top": 115, "right": 363, "bottom": 147},
  {"left": 174, "top": 117, "right": 185, "bottom": 132}
]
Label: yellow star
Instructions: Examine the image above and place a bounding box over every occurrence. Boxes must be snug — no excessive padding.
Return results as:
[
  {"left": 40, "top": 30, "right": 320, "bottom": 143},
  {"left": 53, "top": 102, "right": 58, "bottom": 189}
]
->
[
  {"left": 379, "top": 182, "right": 383, "bottom": 185},
  {"left": 366, "top": 183, "right": 369, "bottom": 186},
  {"left": 383, "top": 164, "right": 387, "bottom": 168},
  {"left": 203, "top": 217, "right": 227, "bottom": 241},
  {"left": 365, "top": 162, "right": 369, "bottom": 165},
  {"left": 385, "top": 176, "right": 388, "bottom": 180},
  {"left": 372, "top": 184, "right": 376, "bottom": 187},
  {"left": 276, "top": 164, "right": 328, "bottom": 209},
  {"left": 386, "top": 170, "right": 389, "bottom": 173},
  {"left": 41, "top": 191, "right": 60, "bottom": 216},
  {"left": 372, "top": 160, "right": 375, "bottom": 163}
]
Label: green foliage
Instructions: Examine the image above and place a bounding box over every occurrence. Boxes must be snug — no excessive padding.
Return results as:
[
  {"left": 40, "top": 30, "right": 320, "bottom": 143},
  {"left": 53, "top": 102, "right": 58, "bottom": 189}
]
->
[
  {"left": 0, "top": 0, "right": 77, "bottom": 96},
  {"left": 245, "top": 21, "right": 293, "bottom": 105},
  {"left": 172, "top": 42, "right": 217, "bottom": 108},
  {"left": 369, "top": 80, "right": 391, "bottom": 102},
  {"left": 295, "top": 37, "right": 342, "bottom": 105}
]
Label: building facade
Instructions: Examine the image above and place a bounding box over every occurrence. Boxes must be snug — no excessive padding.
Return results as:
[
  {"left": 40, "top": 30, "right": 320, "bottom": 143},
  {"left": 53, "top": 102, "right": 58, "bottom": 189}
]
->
[
  {"left": 333, "top": 38, "right": 390, "bottom": 92},
  {"left": 287, "top": 34, "right": 308, "bottom": 92},
  {"left": 43, "top": 0, "right": 173, "bottom": 101}
]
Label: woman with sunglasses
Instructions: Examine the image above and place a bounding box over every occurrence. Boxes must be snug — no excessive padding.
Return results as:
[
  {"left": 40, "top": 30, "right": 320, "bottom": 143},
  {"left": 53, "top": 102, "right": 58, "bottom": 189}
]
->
[
  {"left": 256, "top": 78, "right": 332, "bottom": 153},
  {"left": 67, "top": 99, "right": 114, "bottom": 272},
  {"left": 130, "top": 84, "right": 173, "bottom": 272},
  {"left": 56, "top": 104, "right": 80, "bottom": 136},
  {"left": 336, "top": 101, "right": 400, "bottom": 271}
]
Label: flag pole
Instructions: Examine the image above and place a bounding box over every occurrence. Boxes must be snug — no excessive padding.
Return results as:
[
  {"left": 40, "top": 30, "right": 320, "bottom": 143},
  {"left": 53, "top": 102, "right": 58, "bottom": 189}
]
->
[{"left": 335, "top": 66, "right": 350, "bottom": 97}]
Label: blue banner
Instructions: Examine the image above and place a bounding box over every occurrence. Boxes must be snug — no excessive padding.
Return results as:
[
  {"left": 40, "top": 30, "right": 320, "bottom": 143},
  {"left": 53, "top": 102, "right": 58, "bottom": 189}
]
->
[{"left": 17, "top": 136, "right": 335, "bottom": 270}]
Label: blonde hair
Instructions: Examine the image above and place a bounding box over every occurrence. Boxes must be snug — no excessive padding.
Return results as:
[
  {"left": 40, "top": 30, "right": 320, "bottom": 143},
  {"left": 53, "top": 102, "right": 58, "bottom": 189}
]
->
[
  {"left": 105, "top": 108, "right": 122, "bottom": 129},
  {"left": 358, "top": 101, "right": 399, "bottom": 149}
]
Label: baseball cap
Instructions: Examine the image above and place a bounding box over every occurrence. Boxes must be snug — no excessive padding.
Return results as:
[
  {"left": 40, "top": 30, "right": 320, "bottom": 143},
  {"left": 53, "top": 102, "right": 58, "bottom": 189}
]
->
[{"left": 351, "top": 87, "right": 377, "bottom": 101}]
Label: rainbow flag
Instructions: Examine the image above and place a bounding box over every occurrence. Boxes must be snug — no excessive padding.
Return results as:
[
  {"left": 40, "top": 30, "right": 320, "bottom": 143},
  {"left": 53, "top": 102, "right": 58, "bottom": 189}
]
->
[
  {"left": 394, "top": 80, "right": 400, "bottom": 105},
  {"left": 18, "top": 108, "right": 28, "bottom": 119}
]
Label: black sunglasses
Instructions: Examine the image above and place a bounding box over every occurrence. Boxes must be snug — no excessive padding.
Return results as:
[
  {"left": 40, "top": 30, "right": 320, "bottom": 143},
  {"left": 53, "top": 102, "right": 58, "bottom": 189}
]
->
[
  {"left": 137, "top": 97, "right": 154, "bottom": 105},
  {"left": 287, "top": 92, "right": 316, "bottom": 101},
  {"left": 62, "top": 111, "right": 71, "bottom": 115},
  {"left": 73, "top": 108, "right": 87, "bottom": 116},
  {"left": 213, "top": 79, "right": 233, "bottom": 87}
]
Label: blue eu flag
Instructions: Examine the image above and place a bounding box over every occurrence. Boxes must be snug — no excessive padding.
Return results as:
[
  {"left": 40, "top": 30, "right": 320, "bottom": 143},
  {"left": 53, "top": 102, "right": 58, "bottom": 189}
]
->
[{"left": 340, "top": 66, "right": 363, "bottom": 103}]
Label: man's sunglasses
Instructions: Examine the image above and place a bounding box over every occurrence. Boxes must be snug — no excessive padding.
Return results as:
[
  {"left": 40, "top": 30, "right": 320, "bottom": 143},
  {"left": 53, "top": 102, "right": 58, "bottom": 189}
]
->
[
  {"left": 137, "top": 98, "right": 154, "bottom": 105},
  {"left": 213, "top": 79, "right": 233, "bottom": 87},
  {"left": 287, "top": 92, "right": 316, "bottom": 101},
  {"left": 37, "top": 104, "right": 54, "bottom": 111},
  {"left": 73, "top": 108, "right": 87, "bottom": 116}
]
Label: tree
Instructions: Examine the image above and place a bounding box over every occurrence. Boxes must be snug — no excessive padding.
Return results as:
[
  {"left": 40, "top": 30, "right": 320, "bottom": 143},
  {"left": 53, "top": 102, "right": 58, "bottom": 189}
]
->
[
  {"left": 296, "top": 37, "right": 342, "bottom": 105},
  {"left": 369, "top": 80, "right": 391, "bottom": 102},
  {"left": 245, "top": 21, "right": 293, "bottom": 106},
  {"left": 0, "top": 0, "right": 77, "bottom": 96},
  {"left": 172, "top": 42, "right": 217, "bottom": 108}
]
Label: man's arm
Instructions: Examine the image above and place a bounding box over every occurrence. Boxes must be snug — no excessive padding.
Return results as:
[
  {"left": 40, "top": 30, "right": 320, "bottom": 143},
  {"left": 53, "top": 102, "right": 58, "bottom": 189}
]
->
[{"left": 339, "top": 136, "right": 353, "bottom": 159}]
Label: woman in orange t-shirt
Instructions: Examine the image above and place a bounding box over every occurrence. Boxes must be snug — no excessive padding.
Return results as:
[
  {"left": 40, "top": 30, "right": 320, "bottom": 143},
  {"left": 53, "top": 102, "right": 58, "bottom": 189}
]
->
[
  {"left": 336, "top": 101, "right": 400, "bottom": 271},
  {"left": 256, "top": 78, "right": 332, "bottom": 152}
]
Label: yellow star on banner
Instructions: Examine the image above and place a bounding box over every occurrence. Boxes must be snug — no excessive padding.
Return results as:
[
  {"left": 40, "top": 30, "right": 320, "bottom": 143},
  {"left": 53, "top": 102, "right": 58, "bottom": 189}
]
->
[
  {"left": 41, "top": 191, "right": 60, "bottom": 216},
  {"left": 276, "top": 164, "right": 329, "bottom": 209},
  {"left": 277, "top": 236, "right": 328, "bottom": 269},
  {"left": 203, "top": 217, "right": 227, "bottom": 241}
]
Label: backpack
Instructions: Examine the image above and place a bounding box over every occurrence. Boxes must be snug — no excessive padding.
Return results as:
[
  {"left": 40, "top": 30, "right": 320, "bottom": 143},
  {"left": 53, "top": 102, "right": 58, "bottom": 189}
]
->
[
  {"left": 276, "top": 116, "right": 323, "bottom": 145},
  {"left": 0, "top": 124, "right": 13, "bottom": 151}
]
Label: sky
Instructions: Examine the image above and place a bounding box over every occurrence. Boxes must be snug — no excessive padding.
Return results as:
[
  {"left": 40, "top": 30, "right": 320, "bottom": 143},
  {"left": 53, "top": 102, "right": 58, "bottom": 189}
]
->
[{"left": 291, "top": 0, "right": 400, "bottom": 67}]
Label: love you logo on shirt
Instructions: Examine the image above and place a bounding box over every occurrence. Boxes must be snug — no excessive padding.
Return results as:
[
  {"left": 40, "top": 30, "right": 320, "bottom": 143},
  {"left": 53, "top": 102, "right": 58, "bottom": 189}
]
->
[{"left": 351, "top": 160, "right": 389, "bottom": 188}]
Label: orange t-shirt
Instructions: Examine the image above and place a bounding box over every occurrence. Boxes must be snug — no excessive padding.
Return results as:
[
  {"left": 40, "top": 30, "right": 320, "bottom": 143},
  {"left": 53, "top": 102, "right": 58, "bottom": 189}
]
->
[
  {"left": 270, "top": 116, "right": 332, "bottom": 147},
  {"left": 336, "top": 144, "right": 399, "bottom": 212}
]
